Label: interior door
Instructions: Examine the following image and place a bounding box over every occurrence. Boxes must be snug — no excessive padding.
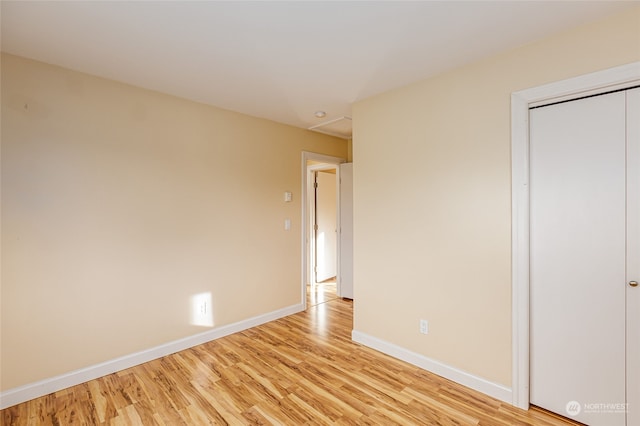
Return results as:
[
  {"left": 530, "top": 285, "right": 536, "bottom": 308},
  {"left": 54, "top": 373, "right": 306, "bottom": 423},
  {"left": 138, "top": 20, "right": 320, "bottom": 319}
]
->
[
  {"left": 315, "top": 171, "right": 337, "bottom": 282},
  {"left": 529, "top": 89, "right": 637, "bottom": 425},
  {"left": 626, "top": 87, "right": 640, "bottom": 426},
  {"left": 338, "top": 163, "right": 353, "bottom": 299}
]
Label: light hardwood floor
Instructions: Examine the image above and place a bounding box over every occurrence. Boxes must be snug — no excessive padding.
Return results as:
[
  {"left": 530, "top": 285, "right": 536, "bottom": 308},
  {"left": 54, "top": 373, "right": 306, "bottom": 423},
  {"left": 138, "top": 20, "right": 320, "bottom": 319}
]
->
[{"left": 2, "top": 285, "right": 580, "bottom": 425}]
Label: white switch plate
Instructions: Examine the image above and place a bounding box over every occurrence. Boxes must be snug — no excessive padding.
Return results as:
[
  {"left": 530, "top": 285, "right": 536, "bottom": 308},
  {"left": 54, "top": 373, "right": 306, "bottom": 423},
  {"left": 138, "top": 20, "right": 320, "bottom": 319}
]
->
[
  {"left": 284, "top": 219, "right": 291, "bottom": 231},
  {"left": 420, "top": 319, "right": 428, "bottom": 334},
  {"left": 284, "top": 191, "right": 292, "bottom": 202}
]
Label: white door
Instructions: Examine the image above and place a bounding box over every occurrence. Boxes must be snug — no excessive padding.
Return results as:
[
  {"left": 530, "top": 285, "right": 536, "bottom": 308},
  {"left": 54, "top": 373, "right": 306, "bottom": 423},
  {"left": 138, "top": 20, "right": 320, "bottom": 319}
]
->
[
  {"left": 626, "top": 88, "right": 640, "bottom": 426},
  {"left": 338, "top": 163, "right": 354, "bottom": 299},
  {"left": 530, "top": 88, "right": 639, "bottom": 425},
  {"left": 315, "top": 171, "right": 337, "bottom": 282}
]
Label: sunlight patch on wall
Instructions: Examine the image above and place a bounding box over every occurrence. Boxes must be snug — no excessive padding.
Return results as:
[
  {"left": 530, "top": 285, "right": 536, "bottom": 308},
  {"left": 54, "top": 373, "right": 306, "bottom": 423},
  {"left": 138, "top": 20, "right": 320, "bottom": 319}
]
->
[{"left": 190, "top": 292, "right": 214, "bottom": 327}]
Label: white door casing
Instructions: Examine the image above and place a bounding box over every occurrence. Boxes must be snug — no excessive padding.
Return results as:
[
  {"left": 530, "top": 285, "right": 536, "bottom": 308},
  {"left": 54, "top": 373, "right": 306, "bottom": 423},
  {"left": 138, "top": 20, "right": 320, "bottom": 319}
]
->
[
  {"left": 301, "top": 152, "right": 346, "bottom": 308},
  {"left": 510, "top": 62, "right": 640, "bottom": 416}
]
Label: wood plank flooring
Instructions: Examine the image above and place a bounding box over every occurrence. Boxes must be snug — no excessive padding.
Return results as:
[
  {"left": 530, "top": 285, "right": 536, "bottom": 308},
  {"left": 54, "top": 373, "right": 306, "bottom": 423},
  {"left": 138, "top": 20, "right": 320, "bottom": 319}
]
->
[{"left": 2, "top": 285, "right": 580, "bottom": 425}]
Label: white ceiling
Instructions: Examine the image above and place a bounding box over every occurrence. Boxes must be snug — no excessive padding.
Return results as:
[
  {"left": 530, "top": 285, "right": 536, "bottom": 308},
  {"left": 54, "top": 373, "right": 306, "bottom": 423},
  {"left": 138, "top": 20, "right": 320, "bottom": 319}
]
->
[{"left": 1, "top": 1, "right": 636, "bottom": 139}]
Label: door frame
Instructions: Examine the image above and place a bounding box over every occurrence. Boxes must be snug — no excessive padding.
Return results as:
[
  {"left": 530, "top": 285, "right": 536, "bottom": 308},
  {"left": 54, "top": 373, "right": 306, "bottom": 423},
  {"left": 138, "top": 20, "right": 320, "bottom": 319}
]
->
[
  {"left": 510, "top": 61, "right": 640, "bottom": 409},
  {"left": 301, "top": 152, "right": 346, "bottom": 309}
]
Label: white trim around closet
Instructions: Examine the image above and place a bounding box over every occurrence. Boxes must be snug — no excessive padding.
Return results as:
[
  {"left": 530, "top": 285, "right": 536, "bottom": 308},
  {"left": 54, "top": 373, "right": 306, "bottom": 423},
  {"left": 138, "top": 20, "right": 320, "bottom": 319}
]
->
[{"left": 510, "top": 61, "right": 640, "bottom": 409}]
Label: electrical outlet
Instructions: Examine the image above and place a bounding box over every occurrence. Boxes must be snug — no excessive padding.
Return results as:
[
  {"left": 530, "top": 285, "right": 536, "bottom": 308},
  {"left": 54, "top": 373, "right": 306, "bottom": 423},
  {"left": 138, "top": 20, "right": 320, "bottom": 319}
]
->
[
  {"left": 420, "top": 319, "right": 429, "bottom": 335},
  {"left": 191, "top": 292, "right": 214, "bottom": 327}
]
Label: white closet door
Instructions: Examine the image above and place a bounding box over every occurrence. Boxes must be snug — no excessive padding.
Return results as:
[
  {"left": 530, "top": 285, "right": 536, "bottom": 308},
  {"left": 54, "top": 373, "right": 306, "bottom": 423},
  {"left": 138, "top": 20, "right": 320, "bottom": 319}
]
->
[
  {"left": 627, "top": 87, "right": 640, "bottom": 426},
  {"left": 530, "top": 91, "right": 627, "bottom": 425}
]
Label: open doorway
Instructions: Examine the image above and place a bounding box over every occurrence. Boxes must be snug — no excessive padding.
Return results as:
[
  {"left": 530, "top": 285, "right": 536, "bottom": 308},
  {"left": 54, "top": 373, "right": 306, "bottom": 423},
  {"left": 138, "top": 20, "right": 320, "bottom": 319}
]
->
[
  {"left": 312, "top": 168, "right": 337, "bottom": 284},
  {"left": 310, "top": 167, "right": 337, "bottom": 307},
  {"left": 301, "top": 152, "right": 346, "bottom": 309}
]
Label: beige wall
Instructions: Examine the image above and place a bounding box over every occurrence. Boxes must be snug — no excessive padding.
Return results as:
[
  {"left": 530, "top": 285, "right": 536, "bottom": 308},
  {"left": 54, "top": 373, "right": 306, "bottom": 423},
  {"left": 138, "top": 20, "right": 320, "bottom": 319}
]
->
[
  {"left": 0, "top": 53, "right": 347, "bottom": 391},
  {"left": 352, "top": 8, "right": 640, "bottom": 387}
]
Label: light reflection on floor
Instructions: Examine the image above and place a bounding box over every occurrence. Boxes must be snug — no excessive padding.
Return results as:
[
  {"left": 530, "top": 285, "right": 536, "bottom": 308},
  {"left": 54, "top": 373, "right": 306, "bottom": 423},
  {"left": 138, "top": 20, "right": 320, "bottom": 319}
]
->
[
  {"left": 307, "top": 281, "right": 338, "bottom": 307},
  {"left": 307, "top": 280, "right": 339, "bottom": 337}
]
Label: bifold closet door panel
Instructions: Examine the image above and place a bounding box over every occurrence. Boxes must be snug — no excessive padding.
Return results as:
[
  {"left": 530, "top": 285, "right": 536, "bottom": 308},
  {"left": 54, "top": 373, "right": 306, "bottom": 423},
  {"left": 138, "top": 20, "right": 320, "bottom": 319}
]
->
[{"left": 530, "top": 91, "right": 626, "bottom": 426}]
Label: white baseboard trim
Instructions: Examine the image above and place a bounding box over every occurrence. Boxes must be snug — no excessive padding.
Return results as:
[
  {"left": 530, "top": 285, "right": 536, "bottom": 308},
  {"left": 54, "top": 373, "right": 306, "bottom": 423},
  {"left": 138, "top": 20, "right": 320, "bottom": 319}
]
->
[
  {"left": 1, "top": 303, "right": 304, "bottom": 409},
  {"left": 351, "top": 330, "right": 512, "bottom": 404}
]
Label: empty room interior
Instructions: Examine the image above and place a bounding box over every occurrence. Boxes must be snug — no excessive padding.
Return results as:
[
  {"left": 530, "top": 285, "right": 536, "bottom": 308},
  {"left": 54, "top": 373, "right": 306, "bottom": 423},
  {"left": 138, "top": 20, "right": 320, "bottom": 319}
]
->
[{"left": 2, "top": 2, "right": 640, "bottom": 425}]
